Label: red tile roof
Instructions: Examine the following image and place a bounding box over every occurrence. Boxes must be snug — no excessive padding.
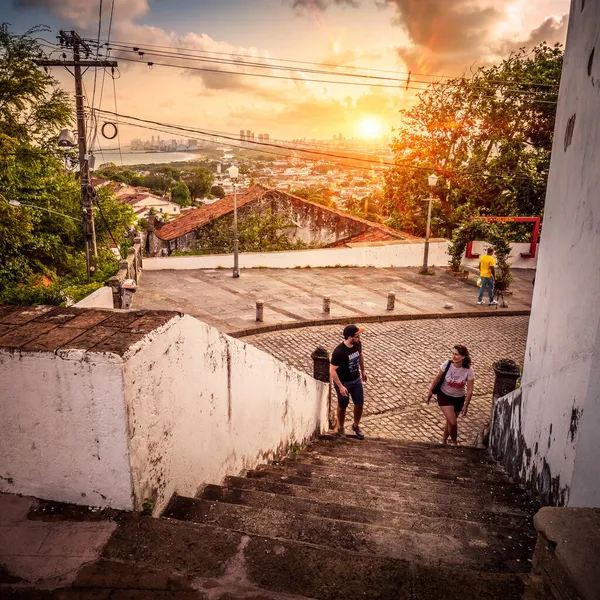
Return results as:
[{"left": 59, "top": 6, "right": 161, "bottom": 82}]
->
[{"left": 154, "top": 184, "right": 418, "bottom": 243}]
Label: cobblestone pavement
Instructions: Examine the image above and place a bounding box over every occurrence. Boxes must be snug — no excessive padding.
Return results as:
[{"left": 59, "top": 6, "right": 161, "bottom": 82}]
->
[{"left": 243, "top": 315, "right": 529, "bottom": 446}]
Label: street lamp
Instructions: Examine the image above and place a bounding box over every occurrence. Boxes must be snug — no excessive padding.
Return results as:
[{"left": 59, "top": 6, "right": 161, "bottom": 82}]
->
[
  {"left": 227, "top": 165, "right": 240, "bottom": 278},
  {"left": 420, "top": 173, "right": 439, "bottom": 274},
  {"left": 7, "top": 199, "right": 82, "bottom": 222}
]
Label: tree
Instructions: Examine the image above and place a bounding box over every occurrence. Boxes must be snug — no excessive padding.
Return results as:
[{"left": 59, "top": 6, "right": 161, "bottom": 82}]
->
[
  {"left": 384, "top": 43, "right": 562, "bottom": 238},
  {"left": 183, "top": 167, "right": 214, "bottom": 200},
  {"left": 170, "top": 182, "right": 191, "bottom": 207},
  {"left": 0, "top": 25, "right": 134, "bottom": 303},
  {"left": 289, "top": 185, "right": 334, "bottom": 207},
  {"left": 192, "top": 208, "right": 311, "bottom": 253},
  {"left": 210, "top": 185, "right": 225, "bottom": 198}
]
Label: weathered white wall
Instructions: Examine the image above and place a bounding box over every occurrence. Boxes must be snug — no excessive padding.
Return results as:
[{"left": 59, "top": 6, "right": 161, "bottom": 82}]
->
[
  {"left": 0, "top": 351, "right": 133, "bottom": 509},
  {"left": 462, "top": 242, "right": 539, "bottom": 270},
  {"left": 74, "top": 286, "right": 114, "bottom": 309},
  {"left": 491, "top": 0, "right": 600, "bottom": 507},
  {"left": 122, "top": 315, "right": 329, "bottom": 515},
  {"left": 144, "top": 241, "right": 538, "bottom": 271}
]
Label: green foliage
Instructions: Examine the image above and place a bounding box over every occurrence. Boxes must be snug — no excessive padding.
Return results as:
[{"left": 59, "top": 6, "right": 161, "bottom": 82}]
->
[
  {"left": 185, "top": 208, "right": 313, "bottom": 254},
  {"left": 289, "top": 185, "right": 334, "bottom": 207},
  {"left": 448, "top": 220, "right": 513, "bottom": 286},
  {"left": 182, "top": 167, "right": 214, "bottom": 200},
  {"left": 0, "top": 25, "right": 132, "bottom": 305},
  {"left": 170, "top": 182, "right": 191, "bottom": 207},
  {"left": 385, "top": 43, "right": 562, "bottom": 237},
  {"left": 210, "top": 185, "right": 225, "bottom": 198}
]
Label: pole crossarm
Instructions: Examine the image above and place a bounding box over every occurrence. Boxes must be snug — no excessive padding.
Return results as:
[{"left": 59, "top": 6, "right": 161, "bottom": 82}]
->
[{"left": 35, "top": 60, "right": 118, "bottom": 68}]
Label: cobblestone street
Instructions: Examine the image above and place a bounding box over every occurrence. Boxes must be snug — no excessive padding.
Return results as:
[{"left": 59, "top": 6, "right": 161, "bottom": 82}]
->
[{"left": 243, "top": 315, "right": 529, "bottom": 446}]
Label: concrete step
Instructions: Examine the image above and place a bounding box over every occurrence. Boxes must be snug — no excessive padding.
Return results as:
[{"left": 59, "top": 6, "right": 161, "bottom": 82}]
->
[
  {"left": 248, "top": 465, "right": 535, "bottom": 509},
  {"left": 164, "top": 496, "right": 534, "bottom": 573},
  {"left": 73, "top": 513, "right": 414, "bottom": 600},
  {"left": 197, "top": 485, "right": 534, "bottom": 543},
  {"left": 221, "top": 475, "right": 533, "bottom": 525},
  {"left": 280, "top": 452, "right": 522, "bottom": 487},
  {"left": 303, "top": 441, "right": 503, "bottom": 470}
]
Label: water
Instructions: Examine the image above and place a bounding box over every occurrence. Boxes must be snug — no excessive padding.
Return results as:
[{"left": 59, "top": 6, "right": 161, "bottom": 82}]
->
[{"left": 93, "top": 150, "right": 202, "bottom": 167}]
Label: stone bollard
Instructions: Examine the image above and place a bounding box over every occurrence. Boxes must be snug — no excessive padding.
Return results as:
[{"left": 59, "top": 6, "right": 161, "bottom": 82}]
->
[
  {"left": 387, "top": 291, "right": 396, "bottom": 311},
  {"left": 311, "top": 346, "right": 330, "bottom": 382},
  {"left": 492, "top": 359, "right": 521, "bottom": 400},
  {"left": 323, "top": 295, "right": 331, "bottom": 314},
  {"left": 256, "top": 300, "right": 264, "bottom": 322}
]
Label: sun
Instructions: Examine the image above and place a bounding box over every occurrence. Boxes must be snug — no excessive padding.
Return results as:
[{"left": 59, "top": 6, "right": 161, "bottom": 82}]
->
[{"left": 357, "top": 116, "right": 383, "bottom": 139}]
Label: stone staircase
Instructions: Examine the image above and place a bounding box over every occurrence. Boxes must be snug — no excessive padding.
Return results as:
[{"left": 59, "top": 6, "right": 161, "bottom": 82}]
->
[{"left": 157, "top": 434, "right": 550, "bottom": 599}]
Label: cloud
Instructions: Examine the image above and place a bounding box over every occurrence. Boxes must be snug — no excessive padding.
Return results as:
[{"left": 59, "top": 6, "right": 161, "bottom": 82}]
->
[
  {"left": 497, "top": 15, "right": 568, "bottom": 56},
  {"left": 288, "top": 0, "right": 360, "bottom": 11},
  {"left": 13, "top": 0, "right": 149, "bottom": 29}
]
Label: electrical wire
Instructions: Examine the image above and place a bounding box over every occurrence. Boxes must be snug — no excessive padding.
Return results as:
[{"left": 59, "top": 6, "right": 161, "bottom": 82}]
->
[
  {"left": 88, "top": 37, "right": 560, "bottom": 89},
  {"left": 89, "top": 107, "right": 548, "bottom": 182}
]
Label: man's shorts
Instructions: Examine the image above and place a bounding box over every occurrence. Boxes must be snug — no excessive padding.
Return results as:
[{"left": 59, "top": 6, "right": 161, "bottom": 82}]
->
[
  {"left": 437, "top": 391, "right": 465, "bottom": 414},
  {"left": 333, "top": 378, "right": 364, "bottom": 409}
]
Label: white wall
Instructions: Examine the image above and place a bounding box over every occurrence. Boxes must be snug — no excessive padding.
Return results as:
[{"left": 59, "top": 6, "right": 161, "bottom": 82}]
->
[
  {"left": 123, "top": 315, "right": 329, "bottom": 515},
  {"left": 74, "top": 285, "right": 114, "bottom": 309},
  {"left": 462, "top": 242, "right": 539, "bottom": 270},
  {"left": 491, "top": 0, "right": 600, "bottom": 507},
  {"left": 0, "top": 350, "right": 133, "bottom": 509},
  {"left": 144, "top": 241, "right": 538, "bottom": 271}
]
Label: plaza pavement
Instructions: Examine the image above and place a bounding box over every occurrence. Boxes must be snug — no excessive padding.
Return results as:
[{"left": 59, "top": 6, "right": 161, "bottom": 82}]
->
[
  {"left": 244, "top": 315, "right": 530, "bottom": 446},
  {"left": 134, "top": 266, "right": 533, "bottom": 446},
  {"left": 134, "top": 266, "right": 534, "bottom": 335}
]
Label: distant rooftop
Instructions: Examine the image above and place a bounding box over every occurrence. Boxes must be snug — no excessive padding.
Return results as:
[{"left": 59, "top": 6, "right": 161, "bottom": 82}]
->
[{"left": 0, "top": 306, "right": 180, "bottom": 357}]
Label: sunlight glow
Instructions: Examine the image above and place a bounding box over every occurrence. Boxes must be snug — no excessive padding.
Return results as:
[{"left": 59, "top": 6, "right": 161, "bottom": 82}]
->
[{"left": 357, "top": 116, "right": 383, "bottom": 139}]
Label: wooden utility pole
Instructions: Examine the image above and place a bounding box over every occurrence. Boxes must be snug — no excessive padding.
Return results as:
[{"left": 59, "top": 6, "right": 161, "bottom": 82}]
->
[{"left": 36, "top": 31, "right": 117, "bottom": 282}]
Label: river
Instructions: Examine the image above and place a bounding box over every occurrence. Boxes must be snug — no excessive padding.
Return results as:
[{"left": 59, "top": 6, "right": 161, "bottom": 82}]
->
[{"left": 94, "top": 150, "right": 203, "bottom": 167}]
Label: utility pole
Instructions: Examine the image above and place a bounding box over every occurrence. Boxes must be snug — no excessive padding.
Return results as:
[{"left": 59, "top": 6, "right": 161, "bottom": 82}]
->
[{"left": 36, "top": 31, "right": 117, "bottom": 282}]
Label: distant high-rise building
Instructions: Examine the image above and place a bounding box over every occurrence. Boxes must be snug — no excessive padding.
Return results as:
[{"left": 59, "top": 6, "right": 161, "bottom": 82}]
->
[
  {"left": 240, "top": 130, "right": 245, "bottom": 141},
  {"left": 151, "top": 136, "right": 155, "bottom": 143},
  {"left": 251, "top": 132, "right": 255, "bottom": 142},
  {"left": 246, "top": 129, "right": 251, "bottom": 140},
  {"left": 264, "top": 133, "right": 270, "bottom": 141},
  {"left": 258, "top": 134, "right": 264, "bottom": 143}
]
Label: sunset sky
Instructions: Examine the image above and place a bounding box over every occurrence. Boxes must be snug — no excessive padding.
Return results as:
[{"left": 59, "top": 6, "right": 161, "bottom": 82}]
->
[{"left": 5, "top": 0, "right": 570, "bottom": 144}]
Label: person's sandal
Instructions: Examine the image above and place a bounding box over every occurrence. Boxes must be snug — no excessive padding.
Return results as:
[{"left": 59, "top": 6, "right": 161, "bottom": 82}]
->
[
  {"left": 352, "top": 424, "right": 365, "bottom": 440},
  {"left": 337, "top": 427, "right": 345, "bottom": 437}
]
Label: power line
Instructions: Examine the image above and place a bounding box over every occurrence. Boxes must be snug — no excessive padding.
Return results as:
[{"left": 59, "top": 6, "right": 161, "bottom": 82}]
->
[
  {"left": 88, "top": 37, "right": 560, "bottom": 89},
  {"left": 103, "top": 44, "right": 560, "bottom": 97},
  {"left": 89, "top": 107, "right": 548, "bottom": 182}
]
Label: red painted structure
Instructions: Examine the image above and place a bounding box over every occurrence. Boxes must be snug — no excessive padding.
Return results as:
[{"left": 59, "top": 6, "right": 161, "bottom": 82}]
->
[{"left": 465, "top": 216, "right": 541, "bottom": 259}]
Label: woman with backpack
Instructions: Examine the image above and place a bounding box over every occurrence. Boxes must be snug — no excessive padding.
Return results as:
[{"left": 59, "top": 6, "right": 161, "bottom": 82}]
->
[{"left": 426, "top": 345, "right": 474, "bottom": 445}]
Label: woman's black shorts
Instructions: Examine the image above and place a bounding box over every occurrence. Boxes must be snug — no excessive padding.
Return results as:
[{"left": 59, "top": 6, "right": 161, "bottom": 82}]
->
[{"left": 437, "top": 391, "right": 465, "bottom": 414}]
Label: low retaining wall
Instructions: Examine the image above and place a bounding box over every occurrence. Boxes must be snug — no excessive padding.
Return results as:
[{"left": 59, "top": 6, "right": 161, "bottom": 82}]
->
[
  {"left": 143, "top": 241, "right": 539, "bottom": 271},
  {"left": 108, "top": 238, "right": 143, "bottom": 308},
  {"left": 0, "top": 308, "right": 328, "bottom": 514},
  {"left": 74, "top": 286, "right": 114, "bottom": 309}
]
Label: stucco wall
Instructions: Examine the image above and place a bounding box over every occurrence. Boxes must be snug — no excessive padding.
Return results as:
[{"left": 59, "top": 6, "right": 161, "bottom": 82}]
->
[
  {"left": 122, "top": 314, "right": 329, "bottom": 515},
  {"left": 490, "top": 0, "right": 600, "bottom": 507},
  {"left": 74, "top": 286, "right": 115, "bottom": 309},
  {"left": 0, "top": 350, "right": 133, "bottom": 509},
  {"left": 144, "top": 240, "right": 538, "bottom": 271}
]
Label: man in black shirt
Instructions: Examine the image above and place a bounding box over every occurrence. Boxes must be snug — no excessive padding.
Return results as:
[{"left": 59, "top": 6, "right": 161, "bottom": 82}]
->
[{"left": 330, "top": 324, "right": 367, "bottom": 439}]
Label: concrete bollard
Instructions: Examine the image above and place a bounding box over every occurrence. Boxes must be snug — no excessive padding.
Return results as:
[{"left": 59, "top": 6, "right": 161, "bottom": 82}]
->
[
  {"left": 256, "top": 300, "right": 264, "bottom": 322},
  {"left": 387, "top": 291, "right": 396, "bottom": 311},
  {"left": 323, "top": 295, "right": 331, "bottom": 314},
  {"left": 311, "top": 346, "right": 330, "bottom": 382}
]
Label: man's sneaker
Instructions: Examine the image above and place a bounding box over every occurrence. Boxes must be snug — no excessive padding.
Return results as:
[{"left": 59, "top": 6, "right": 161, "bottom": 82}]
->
[
  {"left": 337, "top": 427, "right": 345, "bottom": 437},
  {"left": 477, "top": 300, "right": 484, "bottom": 305},
  {"left": 490, "top": 300, "right": 498, "bottom": 305},
  {"left": 352, "top": 424, "right": 365, "bottom": 440}
]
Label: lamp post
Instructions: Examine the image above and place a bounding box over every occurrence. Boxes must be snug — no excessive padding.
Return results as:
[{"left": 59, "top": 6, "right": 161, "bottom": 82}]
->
[
  {"left": 227, "top": 165, "right": 240, "bottom": 278},
  {"left": 421, "top": 173, "right": 438, "bottom": 274}
]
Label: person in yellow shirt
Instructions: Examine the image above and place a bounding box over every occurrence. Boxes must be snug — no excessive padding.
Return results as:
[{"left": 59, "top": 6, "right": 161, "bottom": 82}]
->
[{"left": 478, "top": 247, "right": 497, "bottom": 305}]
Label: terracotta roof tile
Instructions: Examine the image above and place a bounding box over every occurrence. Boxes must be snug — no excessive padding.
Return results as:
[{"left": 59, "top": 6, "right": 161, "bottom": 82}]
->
[{"left": 154, "top": 184, "right": 417, "bottom": 243}]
